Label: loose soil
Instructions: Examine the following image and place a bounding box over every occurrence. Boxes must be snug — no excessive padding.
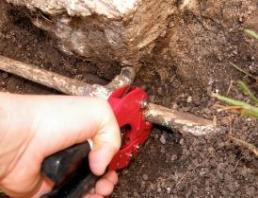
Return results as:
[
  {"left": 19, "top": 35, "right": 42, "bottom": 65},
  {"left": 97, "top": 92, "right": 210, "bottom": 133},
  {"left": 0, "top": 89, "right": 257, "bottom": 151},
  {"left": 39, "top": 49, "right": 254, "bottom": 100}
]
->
[{"left": 0, "top": 1, "right": 258, "bottom": 198}]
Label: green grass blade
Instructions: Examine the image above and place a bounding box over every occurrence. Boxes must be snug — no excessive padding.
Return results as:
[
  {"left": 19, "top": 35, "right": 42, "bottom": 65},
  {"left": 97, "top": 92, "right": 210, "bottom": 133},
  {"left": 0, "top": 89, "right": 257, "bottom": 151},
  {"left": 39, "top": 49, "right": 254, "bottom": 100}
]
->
[
  {"left": 245, "top": 29, "right": 258, "bottom": 40},
  {"left": 214, "top": 93, "right": 252, "bottom": 107},
  {"left": 242, "top": 108, "right": 258, "bottom": 119},
  {"left": 238, "top": 81, "right": 258, "bottom": 105},
  {"left": 213, "top": 93, "right": 258, "bottom": 119},
  {"left": 230, "top": 62, "right": 257, "bottom": 80}
]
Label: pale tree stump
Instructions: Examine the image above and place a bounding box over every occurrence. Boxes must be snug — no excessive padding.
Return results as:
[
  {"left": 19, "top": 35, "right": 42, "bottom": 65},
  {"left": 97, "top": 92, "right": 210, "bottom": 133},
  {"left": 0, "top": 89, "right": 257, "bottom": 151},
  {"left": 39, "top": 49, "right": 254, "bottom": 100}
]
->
[{"left": 6, "top": 0, "right": 176, "bottom": 68}]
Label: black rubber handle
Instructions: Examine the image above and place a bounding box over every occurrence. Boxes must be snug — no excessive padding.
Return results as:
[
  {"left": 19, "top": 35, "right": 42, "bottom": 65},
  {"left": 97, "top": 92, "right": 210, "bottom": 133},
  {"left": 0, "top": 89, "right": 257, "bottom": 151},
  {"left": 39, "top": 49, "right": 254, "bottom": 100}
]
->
[
  {"left": 41, "top": 141, "right": 99, "bottom": 198},
  {"left": 41, "top": 157, "right": 98, "bottom": 198},
  {"left": 41, "top": 142, "right": 91, "bottom": 184}
]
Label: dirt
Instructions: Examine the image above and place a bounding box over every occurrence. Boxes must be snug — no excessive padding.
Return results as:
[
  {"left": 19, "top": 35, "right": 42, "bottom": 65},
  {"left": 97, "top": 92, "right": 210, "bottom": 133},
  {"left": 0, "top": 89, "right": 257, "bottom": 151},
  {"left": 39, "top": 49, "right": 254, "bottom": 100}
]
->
[{"left": 0, "top": 0, "right": 258, "bottom": 198}]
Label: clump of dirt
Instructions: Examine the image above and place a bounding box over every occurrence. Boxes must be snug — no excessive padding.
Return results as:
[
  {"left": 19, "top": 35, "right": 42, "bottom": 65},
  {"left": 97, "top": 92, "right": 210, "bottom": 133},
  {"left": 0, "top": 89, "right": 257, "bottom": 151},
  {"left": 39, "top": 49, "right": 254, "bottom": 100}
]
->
[
  {"left": 112, "top": 94, "right": 258, "bottom": 197},
  {"left": 0, "top": 0, "right": 258, "bottom": 198},
  {"left": 137, "top": 0, "right": 258, "bottom": 102}
]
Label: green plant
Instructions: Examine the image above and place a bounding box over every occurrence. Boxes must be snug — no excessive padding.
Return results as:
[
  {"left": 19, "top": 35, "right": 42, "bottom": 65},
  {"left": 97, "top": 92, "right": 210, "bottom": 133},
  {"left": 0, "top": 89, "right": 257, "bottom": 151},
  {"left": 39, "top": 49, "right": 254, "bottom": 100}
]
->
[
  {"left": 245, "top": 29, "right": 258, "bottom": 40},
  {"left": 214, "top": 29, "right": 258, "bottom": 157},
  {"left": 213, "top": 30, "right": 258, "bottom": 119},
  {"left": 213, "top": 81, "right": 258, "bottom": 119}
]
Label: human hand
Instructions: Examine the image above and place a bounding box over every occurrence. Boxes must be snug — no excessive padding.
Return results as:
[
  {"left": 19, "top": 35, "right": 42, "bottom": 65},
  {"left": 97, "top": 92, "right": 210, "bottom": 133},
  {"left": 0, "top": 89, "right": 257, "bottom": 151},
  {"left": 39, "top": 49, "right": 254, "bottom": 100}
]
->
[{"left": 0, "top": 93, "right": 121, "bottom": 198}]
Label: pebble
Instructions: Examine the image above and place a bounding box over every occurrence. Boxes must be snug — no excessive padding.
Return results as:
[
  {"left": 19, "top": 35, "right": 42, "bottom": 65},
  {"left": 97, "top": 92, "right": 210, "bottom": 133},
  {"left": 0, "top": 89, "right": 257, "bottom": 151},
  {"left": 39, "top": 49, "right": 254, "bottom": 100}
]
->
[
  {"left": 171, "top": 154, "right": 178, "bottom": 161},
  {"left": 187, "top": 96, "right": 192, "bottom": 103},
  {"left": 143, "top": 174, "right": 149, "bottom": 181},
  {"left": 199, "top": 168, "right": 207, "bottom": 176},
  {"left": 179, "top": 138, "right": 184, "bottom": 145},
  {"left": 157, "top": 187, "right": 162, "bottom": 193},
  {"left": 160, "top": 134, "right": 166, "bottom": 144},
  {"left": 172, "top": 102, "right": 178, "bottom": 109}
]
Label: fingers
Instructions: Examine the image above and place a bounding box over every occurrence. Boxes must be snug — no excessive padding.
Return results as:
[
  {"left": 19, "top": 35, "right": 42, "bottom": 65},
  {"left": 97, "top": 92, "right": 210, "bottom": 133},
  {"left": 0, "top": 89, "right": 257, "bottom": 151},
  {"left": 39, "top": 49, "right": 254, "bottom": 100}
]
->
[
  {"left": 85, "top": 171, "right": 118, "bottom": 198},
  {"left": 89, "top": 143, "right": 118, "bottom": 175},
  {"left": 95, "top": 170, "right": 118, "bottom": 195},
  {"left": 88, "top": 100, "right": 121, "bottom": 175},
  {"left": 30, "top": 96, "right": 120, "bottom": 194},
  {"left": 1, "top": 94, "right": 121, "bottom": 170},
  {"left": 103, "top": 170, "right": 119, "bottom": 185},
  {"left": 33, "top": 96, "right": 120, "bottom": 155},
  {"left": 32, "top": 171, "right": 117, "bottom": 198},
  {"left": 85, "top": 194, "right": 103, "bottom": 198},
  {"left": 32, "top": 178, "right": 54, "bottom": 198}
]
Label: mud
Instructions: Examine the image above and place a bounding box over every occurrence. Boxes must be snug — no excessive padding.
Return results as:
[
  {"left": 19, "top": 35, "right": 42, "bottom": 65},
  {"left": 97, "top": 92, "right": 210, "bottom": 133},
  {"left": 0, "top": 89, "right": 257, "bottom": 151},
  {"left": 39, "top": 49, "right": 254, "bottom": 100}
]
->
[{"left": 0, "top": 0, "right": 258, "bottom": 197}]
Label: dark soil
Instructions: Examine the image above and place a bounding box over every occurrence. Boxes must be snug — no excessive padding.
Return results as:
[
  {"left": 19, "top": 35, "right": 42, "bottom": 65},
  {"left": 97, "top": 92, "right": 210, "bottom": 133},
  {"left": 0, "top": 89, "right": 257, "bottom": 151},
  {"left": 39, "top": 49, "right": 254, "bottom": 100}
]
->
[{"left": 0, "top": 1, "right": 258, "bottom": 198}]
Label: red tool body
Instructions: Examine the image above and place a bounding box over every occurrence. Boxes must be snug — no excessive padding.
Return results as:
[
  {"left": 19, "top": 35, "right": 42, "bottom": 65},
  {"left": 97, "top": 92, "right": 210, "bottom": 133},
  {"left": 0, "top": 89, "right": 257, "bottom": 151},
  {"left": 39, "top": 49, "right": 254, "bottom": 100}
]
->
[{"left": 108, "top": 86, "right": 153, "bottom": 170}]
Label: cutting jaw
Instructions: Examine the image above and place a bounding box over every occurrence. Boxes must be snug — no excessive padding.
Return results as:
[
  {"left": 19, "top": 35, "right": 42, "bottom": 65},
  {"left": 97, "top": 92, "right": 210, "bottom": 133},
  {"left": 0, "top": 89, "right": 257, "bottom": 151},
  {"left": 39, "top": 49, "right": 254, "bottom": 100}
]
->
[{"left": 108, "top": 86, "right": 152, "bottom": 170}]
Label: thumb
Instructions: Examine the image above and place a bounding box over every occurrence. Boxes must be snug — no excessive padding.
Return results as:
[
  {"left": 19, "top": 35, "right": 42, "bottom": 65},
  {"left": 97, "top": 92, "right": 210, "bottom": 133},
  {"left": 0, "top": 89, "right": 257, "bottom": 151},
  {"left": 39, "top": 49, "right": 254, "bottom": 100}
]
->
[
  {"left": 89, "top": 116, "right": 121, "bottom": 175},
  {"left": 89, "top": 143, "right": 118, "bottom": 176}
]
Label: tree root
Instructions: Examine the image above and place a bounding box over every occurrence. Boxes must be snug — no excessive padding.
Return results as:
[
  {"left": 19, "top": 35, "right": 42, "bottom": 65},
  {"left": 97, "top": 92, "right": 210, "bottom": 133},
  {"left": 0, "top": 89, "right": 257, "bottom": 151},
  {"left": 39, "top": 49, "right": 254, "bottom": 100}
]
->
[{"left": 0, "top": 55, "right": 219, "bottom": 136}]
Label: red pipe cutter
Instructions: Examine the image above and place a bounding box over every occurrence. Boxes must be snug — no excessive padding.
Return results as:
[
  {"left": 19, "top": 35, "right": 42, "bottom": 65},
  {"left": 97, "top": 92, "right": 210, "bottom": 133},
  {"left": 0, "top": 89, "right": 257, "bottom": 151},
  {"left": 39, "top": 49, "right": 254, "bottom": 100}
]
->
[
  {"left": 108, "top": 86, "right": 152, "bottom": 170},
  {"left": 41, "top": 86, "right": 152, "bottom": 197}
]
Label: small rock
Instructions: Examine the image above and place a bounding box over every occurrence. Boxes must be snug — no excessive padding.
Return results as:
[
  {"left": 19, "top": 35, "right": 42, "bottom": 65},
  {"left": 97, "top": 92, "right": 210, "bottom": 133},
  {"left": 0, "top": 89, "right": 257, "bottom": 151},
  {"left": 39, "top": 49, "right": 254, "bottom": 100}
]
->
[
  {"left": 179, "top": 138, "right": 184, "bottom": 145},
  {"left": 143, "top": 174, "right": 149, "bottom": 181},
  {"left": 160, "top": 134, "right": 166, "bottom": 144},
  {"left": 208, "top": 147, "right": 215, "bottom": 155},
  {"left": 199, "top": 168, "right": 207, "bottom": 176},
  {"left": 2, "top": 72, "right": 9, "bottom": 79},
  {"left": 187, "top": 96, "right": 192, "bottom": 103},
  {"left": 157, "top": 187, "right": 162, "bottom": 193},
  {"left": 172, "top": 103, "right": 178, "bottom": 109},
  {"left": 171, "top": 154, "right": 178, "bottom": 161}
]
